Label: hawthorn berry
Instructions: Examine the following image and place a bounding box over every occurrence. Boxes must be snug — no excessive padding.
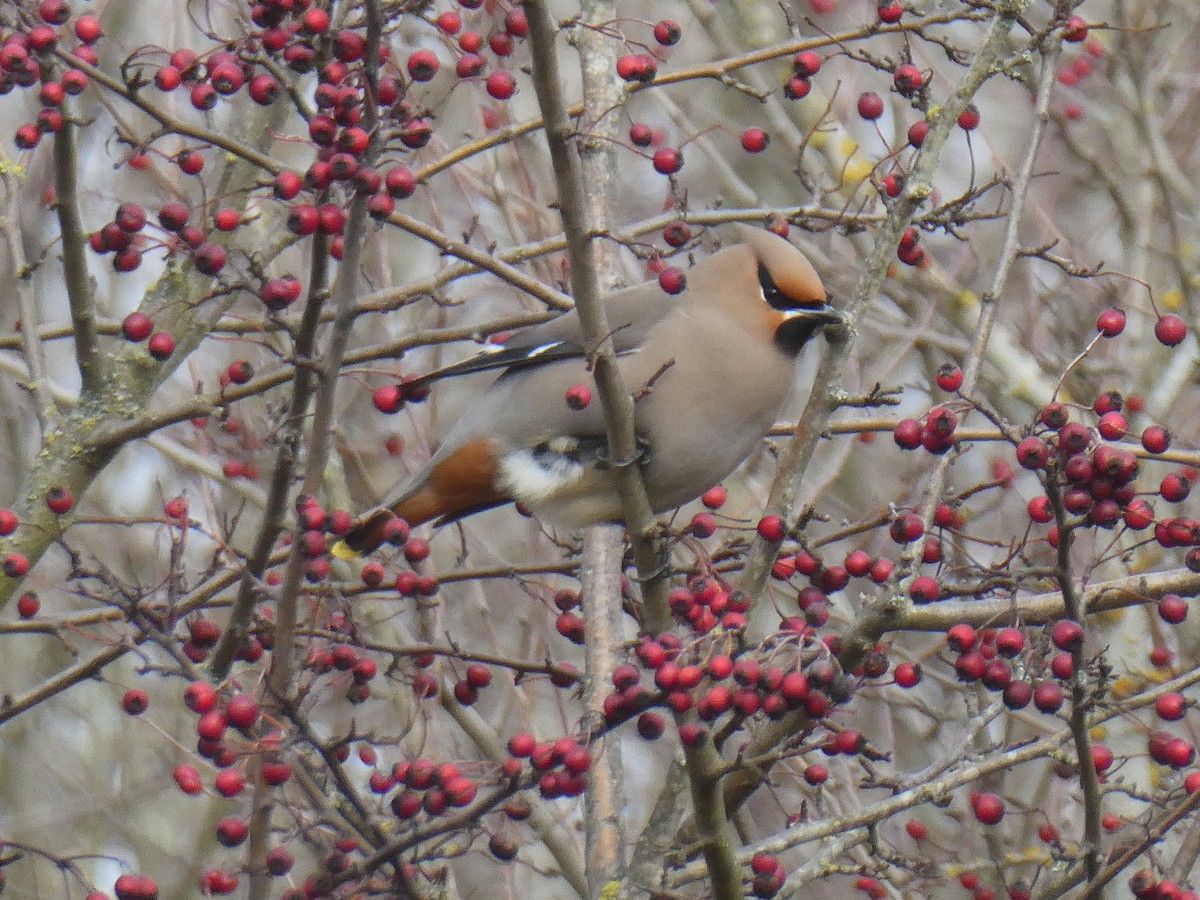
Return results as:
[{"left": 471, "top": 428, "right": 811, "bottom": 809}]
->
[
  {"left": 1156, "top": 691, "right": 1186, "bottom": 720},
  {"left": 1015, "top": 436, "right": 1049, "bottom": 470},
  {"left": 857, "top": 91, "right": 884, "bottom": 120},
  {"left": 46, "top": 486, "right": 73, "bottom": 514},
  {"left": 654, "top": 19, "right": 682, "bottom": 45},
  {"left": 214, "top": 768, "right": 246, "bottom": 797},
  {"left": 505, "top": 9, "right": 529, "bottom": 37},
  {"left": 893, "top": 64, "right": 924, "bottom": 96},
  {"left": 248, "top": 73, "right": 280, "bottom": 104},
  {"left": 16, "top": 591, "right": 38, "bottom": 617},
  {"left": 793, "top": 50, "right": 821, "bottom": 77},
  {"left": 1142, "top": 425, "right": 1171, "bottom": 454},
  {"left": 741, "top": 127, "right": 769, "bottom": 152},
  {"left": 193, "top": 242, "right": 226, "bottom": 275},
  {"left": 486, "top": 70, "right": 516, "bottom": 100},
  {"left": 757, "top": 514, "right": 786, "bottom": 542},
  {"left": 147, "top": 331, "right": 175, "bottom": 360},
  {"left": 877, "top": 0, "right": 903, "bottom": 23},
  {"left": 213, "top": 207, "right": 239, "bottom": 231},
  {"left": 936, "top": 363, "right": 963, "bottom": 391},
  {"left": 652, "top": 147, "right": 683, "bottom": 174},
  {"left": 407, "top": 49, "right": 439, "bottom": 82},
  {"left": 1062, "top": 15, "right": 1088, "bottom": 42},
  {"left": 1156, "top": 314, "right": 1187, "bottom": 346},
  {"left": 1096, "top": 307, "right": 1126, "bottom": 336},
  {"left": 122, "top": 688, "right": 149, "bottom": 714},
  {"left": 216, "top": 816, "right": 248, "bottom": 847},
  {"left": 1159, "top": 594, "right": 1188, "bottom": 624},
  {"left": 973, "top": 792, "right": 1005, "bottom": 824},
  {"left": 893, "top": 661, "right": 920, "bottom": 687},
  {"left": 784, "top": 75, "right": 812, "bottom": 100}
]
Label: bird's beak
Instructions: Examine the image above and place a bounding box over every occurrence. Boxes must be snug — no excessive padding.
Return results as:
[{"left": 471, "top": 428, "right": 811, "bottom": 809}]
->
[
  {"left": 784, "top": 303, "right": 844, "bottom": 328},
  {"left": 774, "top": 302, "right": 845, "bottom": 353}
]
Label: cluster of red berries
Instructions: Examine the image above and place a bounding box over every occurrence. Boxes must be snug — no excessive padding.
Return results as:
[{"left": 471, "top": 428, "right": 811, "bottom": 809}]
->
[
  {"left": 388, "top": 757, "right": 480, "bottom": 817},
  {"left": 303, "top": 629, "right": 379, "bottom": 704},
  {"left": 93, "top": 199, "right": 228, "bottom": 279},
  {"left": 614, "top": 19, "right": 679, "bottom": 85},
  {"left": 599, "top": 624, "right": 852, "bottom": 751},
  {"left": 4, "top": 4, "right": 99, "bottom": 150}
]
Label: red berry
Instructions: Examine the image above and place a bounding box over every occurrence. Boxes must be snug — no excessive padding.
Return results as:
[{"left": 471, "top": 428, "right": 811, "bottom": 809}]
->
[
  {"left": 489, "top": 31, "right": 516, "bottom": 57},
  {"left": 1033, "top": 679, "right": 1064, "bottom": 714},
  {"left": 1050, "top": 619, "right": 1084, "bottom": 651},
  {"left": 500, "top": 8, "right": 527, "bottom": 38},
  {"left": 1016, "top": 436, "right": 1049, "bottom": 470},
  {"left": 248, "top": 73, "right": 280, "bottom": 105},
  {"left": 793, "top": 51, "right": 821, "bottom": 77},
  {"left": 1161, "top": 472, "right": 1191, "bottom": 502},
  {"left": 213, "top": 207, "right": 239, "bottom": 231},
  {"left": 740, "top": 127, "right": 769, "bottom": 153},
  {"left": 757, "top": 514, "right": 786, "bottom": 542},
  {"left": 214, "top": 768, "right": 246, "bottom": 797},
  {"left": 889, "top": 512, "right": 923, "bottom": 543},
  {"left": 1096, "top": 307, "right": 1126, "bottom": 336},
  {"left": 947, "top": 623, "right": 977, "bottom": 652},
  {"left": 1156, "top": 691, "right": 1186, "bottom": 720},
  {"left": 16, "top": 591, "right": 38, "bottom": 617},
  {"left": 652, "top": 147, "right": 683, "bottom": 174},
  {"left": 1159, "top": 594, "right": 1188, "bottom": 624},
  {"left": 784, "top": 75, "right": 812, "bottom": 100},
  {"left": 177, "top": 150, "right": 204, "bottom": 174},
  {"left": 909, "top": 575, "right": 939, "bottom": 602},
  {"left": 193, "top": 242, "right": 226, "bottom": 275},
  {"left": 658, "top": 266, "right": 687, "bottom": 294},
  {"left": 565, "top": 383, "right": 591, "bottom": 410},
  {"left": 957, "top": 104, "right": 981, "bottom": 130},
  {"left": 629, "top": 122, "right": 653, "bottom": 146},
  {"left": 1155, "top": 314, "right": 1187, "bottom": 346},
  {"left": 226, "top": 693, "right": 260, "bottom": 729},
  {"left": 935, "top": 363, "right": 963, "bottom": 391},
  {"left": 407, "top": 49, "right": 439, "bottom": 82},
  {"left": 273, "top": 171, "right": 303, "bottom": 200},
  {"left": 877, "top": 0, "right": 903, "bottom": 23},
  {"left": 1142, "top": 425, "right": 1171, "bottom": 454},
  {"left": 14, "top": 123, "right": 41, "bottom": 150},
  {"left": 1062, "top": 15, "right": 1088, "bottom": 42},
  {"left": 147, "top": 331, "right": 175, "bottom": 360},
  {"left": 122, "top": 688, "right": 149, "bottom": 714},
  {"left": 486, "top": 69, "right": 516, "bottom": 100},
  {"left": 857, "top": 91, "right": 884, "bottom": 120},
  {"left": 3, "top": 552, "right": 30, "bottom": 577},
  {"left": 210, "top": 62, "right": 243, "bottom": 95},
  {"left": 972, "top": 792, "right": 1005, "bottom": 824},
  {"left": 653, "top": 19, "right": 681, "bottom": 45},
  {"left": 121, "top": 312, "right": 153, "bottom": 342},
  {"left": 46, "top": 486, "right": 74, "bottom": 514},
  {"left": 893, "top": 417, "right": 922, "bottom": 449},
  {"left": 908, "top": 119, "right": 929, "bottom": 147},
  {"left": 893, "top": 64, "right": 924, "bottom": 96}
]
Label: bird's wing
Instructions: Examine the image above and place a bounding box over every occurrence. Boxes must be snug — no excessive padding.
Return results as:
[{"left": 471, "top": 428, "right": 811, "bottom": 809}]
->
[{"left": 407, "top": 280, "right": 675, "bottom": 386}]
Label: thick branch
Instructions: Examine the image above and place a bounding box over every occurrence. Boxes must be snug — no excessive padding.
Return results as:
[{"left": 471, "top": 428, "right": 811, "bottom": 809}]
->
[{"left": 53, "top": 98, "right": 102, "bottom": 396}]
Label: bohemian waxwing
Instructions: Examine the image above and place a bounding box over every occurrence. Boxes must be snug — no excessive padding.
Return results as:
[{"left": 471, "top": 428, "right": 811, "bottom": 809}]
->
[{"left": 335, "top": 226, "right": 840, "bottom": 556}]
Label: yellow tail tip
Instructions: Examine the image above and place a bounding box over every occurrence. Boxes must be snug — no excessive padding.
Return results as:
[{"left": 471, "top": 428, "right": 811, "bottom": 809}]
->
[{"left": 331, "top": 540, "right": 360, "bottom": 561}]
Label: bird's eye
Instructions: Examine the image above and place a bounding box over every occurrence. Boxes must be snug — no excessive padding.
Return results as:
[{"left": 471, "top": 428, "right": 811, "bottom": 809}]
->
[{"left": 758, "top": 262, "right": 790, "bottom": 310}]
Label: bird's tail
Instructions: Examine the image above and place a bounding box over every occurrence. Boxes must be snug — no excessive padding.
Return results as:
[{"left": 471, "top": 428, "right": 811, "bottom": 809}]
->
[{"left": 331, "top": 488, "right": 444, "bottom": 559}]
